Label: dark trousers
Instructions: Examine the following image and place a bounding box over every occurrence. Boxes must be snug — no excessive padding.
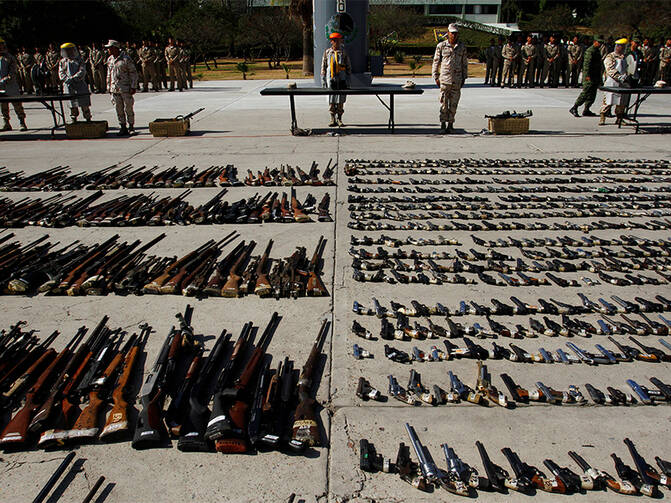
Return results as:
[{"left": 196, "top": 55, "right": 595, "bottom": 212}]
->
[{"left": 573, "top": 81, "right": 598, "bottom": 110}]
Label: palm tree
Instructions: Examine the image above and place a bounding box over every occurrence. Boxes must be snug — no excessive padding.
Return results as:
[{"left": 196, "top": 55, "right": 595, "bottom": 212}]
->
[{"left": 289, "top": 0, "right": 314, "bottom": 75}]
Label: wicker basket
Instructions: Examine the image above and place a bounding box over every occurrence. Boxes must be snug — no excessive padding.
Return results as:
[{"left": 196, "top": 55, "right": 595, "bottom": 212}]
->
[
  {"left": 148, "top": 118, "right": 191, "bottom": 137},
  {"left": 65, "top": 120, "right": 108, "bottom": 139},
  {"left": 488, "top": 117, "right": 530, "bottom": 135}
]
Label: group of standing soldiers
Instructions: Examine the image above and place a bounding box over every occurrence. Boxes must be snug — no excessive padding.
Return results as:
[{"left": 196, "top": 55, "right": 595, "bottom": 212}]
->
[
  {"left": 485, "top": 34, "right": 670, "bottom": 89},
  {"left": 10, "top": 38, "right": 194, "bottom": 96}
]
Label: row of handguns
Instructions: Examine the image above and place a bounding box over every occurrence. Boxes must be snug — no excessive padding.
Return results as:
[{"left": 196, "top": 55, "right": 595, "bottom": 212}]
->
[
  {"left": 0, "top": 233, "right": 328, "bottom": 298},
  {"left": 346, "top": 175, "right": 671, "bottom": 192},
  {"left": 347, "top": 181, "right": 670, "bottom": 195},
  {"left": 360, "top": 426, "right": 671, "bottom": 496},
  {"left": 359, "top": 334, "right": 671, "bottom": 365},
  {"left": 359, "top": 362, "right": 671, "bottom": 407},
  {"left": 0, "top": 188, "right": 331, "bottom": 228},
  {"left": 347, "top": 218, "right": 670, "bottom": 232},
  {"left": 343, "top": 156, "right": 671, "bottom": 174},
  {"left": 0, "top": 308, "right": 329, "bottom": 454},
  {"left": 353, "top": 294, "right": 671, "bottom": 318},
  {"left": 349, "top": 174, "right": 671, "bottom": 185},
  {"left": 0, "top": 161, "right": 335, "bottom": 192},
  {"left": 349, "top": 207, "right": 668, "bottom": 222}
]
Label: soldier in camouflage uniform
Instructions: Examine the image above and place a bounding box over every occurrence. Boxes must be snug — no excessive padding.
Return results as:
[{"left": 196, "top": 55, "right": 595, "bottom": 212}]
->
[
  {"left": 534, "top": 35, "right": 545, "bottom": 86},
  {"left": 490, "top": 38, "right": 502, "bottom": 87},
  {"left": 180, "top": 41, "right": 193, "bottom": 89},
  {"left": 89, "top": 42, "right": 106, "bottom": 93},
  {"left": 520, "top": 34, "right": 536, "bottom": 88},
  {"left": 32, "top": 47, "right": 47, "bottom": 94},
  {"left": 569, "top": 38, "right": 603, "bottom": 118},
  {"left": 432, "top": 23, "right": 467, "bottom": 134},
  {"left": 78, "top": 45, "right": 94, "bottom": 93},
  {"left": 105, "top": 39, "right": 138, "bottom": 136},
  {"left": 599, "top": 38, "right": 629, "bottom": 126},
  {"left": 568, "top": 36, "right": 584, "bottom": 87},
  {"left": 514, "top": 34, "right": 524, "bottom": 88},
  {"left": 484, "top": 38, "right": 495, "bottom": 85},
  {"left": 0, "top": 38, "right": 28, "bottom": 131},
  {"left": 640, "top": 38, "right": 657, "bottom": 86},
  {"left": 17, "top": 47, "right": 34, "bottom": 94},
  {"left": 659, "top": 38, "right": 671, "bottom": 83},
  {"left": 45, "top": 43, "right": 60, "bottom": 92},
  {"left": 138, "top": 40, "right": 156, "bottom": 92},
  {"left": 165, "top": 38, "right": 183, "bottom": 91},
  {"left": 500, "top": 36, "right": 517, "bottom": 88},
  {"left": 541, "top": 34, "right": 560, "bottom": 87}
]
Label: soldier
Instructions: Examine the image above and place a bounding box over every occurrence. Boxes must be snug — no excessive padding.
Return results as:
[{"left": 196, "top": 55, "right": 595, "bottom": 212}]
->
[
  {"left": 89, "top": 42, "right": 106, "bottom": 93},
  {"left": 138, "top": 40, "right": 156, "bottom": 92},
  {"left": 568, "top": 35, "right": 584, "bottom": 87},
  {"left": 45, "top": 43, "right": 60, "bottom": 92},
  {"left": 558, "top": 38, "right": 570, "bottom": 87},
  {"left": 520, "top": 34, "right": 536, "bottom": 87},
  {"left": 105, "top": 39, "right": 138, "bottom": 136},
  {"left": 165, "top": 37, "right": 183, "bottom": 91},
  {"left": 569, "top": 37, "right": 603, "bottom": 118},
  {"left": 32, "top": 47, "right": 47, "bottom": 94},
  {"left": 541, "top": 34, "right": 560, "bottom": 87},
  {"left": 79, "top": 44, "right": 94, "bottom": 93},
  {"left": 640, "top": 38, "right": 657, "bottom": 85},
  {"left": 152, "top": 41, "right": 165, "bottom": 89},
  {"left": 659, "top": 38, "right": 671, "bottom": 83},
  {"left": 181, "top": 41, "right": 193, "bottom": 89},
  {"left": 17, "top": 47, "right": 34, "bottom": 94},
  {"left": 484, "top": 38, "right": 495, "bottom": 85},
  {"left": 535, "top": 35, "right": 546, "bottom": 85},
  {"left": 514, "top": 34, "right": 524, "bottom": 88},
  {"left": 0, "top": 38, "right": 28, "bottom": 131},
  {"left": 599, "top": 38, "right": 629, "bottom": 126},
  {"left": 490, "top": 37, "right": 502, "bottom": 87},
  {"left": 432, "top": 23, "right": 467, "bottom": 134},
  {"left": 321, "top": 32, "right": 351, "bottom": 127},
  {"left": 58, "top": 42, "right": 92, "bottom": 123},
  {"left": 500, "top": 36, "right": 517, "bottom": 88},
  {"left": 626, "top": 39, "right": 643, "bottom": 84}
]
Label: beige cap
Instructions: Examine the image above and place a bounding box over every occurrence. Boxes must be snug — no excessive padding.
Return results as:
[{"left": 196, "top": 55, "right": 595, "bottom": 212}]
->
[
  {"left": 448, "top": 23, "right": 459, "bottom": 33},
  {"left": 104, "top": 39, "right": 120, "bottom": 48}
]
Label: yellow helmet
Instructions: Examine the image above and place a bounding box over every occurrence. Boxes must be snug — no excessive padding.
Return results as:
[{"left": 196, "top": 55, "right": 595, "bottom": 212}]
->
[
  {"left": 60, "top": 42, "right": 75, "bottom": 49},
  {"left": 615, "top": 38, "right": 628, "bottom": 45},
  {"left": 0, "top": 37, "right": 5, "bottom": 44}
]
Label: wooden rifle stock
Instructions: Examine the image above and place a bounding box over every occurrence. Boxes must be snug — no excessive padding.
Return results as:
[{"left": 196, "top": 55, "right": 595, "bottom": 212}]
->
[
  {"left": 290, "top": 187, "right": 310, "bottom": 222},
  {"left": 254, "top": 240, "right": 274, "bottom": 297},
  {"left": 221, "top": 241, "right": 256, "bottom": 298},
  {"left": 306, "top": 236, "right": 328, "bottom": 297},
  {"left": 143, "top": 240, "right": 215, "bottom": 294},
  {"left": 290, "top": 319, "right": 328, "bottom": 450}
]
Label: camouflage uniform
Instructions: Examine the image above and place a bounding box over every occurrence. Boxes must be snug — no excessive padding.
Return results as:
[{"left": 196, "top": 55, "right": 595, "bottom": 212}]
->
[
  {"left": 501, "top": 42, "right": 518, "bottom": 87},
  {"left": 432, "top": 39, "right": 468, "bottom": 125},
  {"left": 568, "top": 42, "right": 584, "bottom": 87},
  {"left": 490, "top": 42, "right": 501, "bottom": 87},
  {"left": 58, "top": 48, "right": 92, "bottom": 121},
  {"left": 107, "top": 51, "right": 138, "bottom": 128},
  {"left": 640, "top": 43, "right": 657, "bottom": 85},
  {"left": 79, "top": 46, "right": 94, "bottom": 93},
  {"left": 0, "top": 49, "right": 27, "bottom": 130},
  {"left": 572, "top": 44, "right": 603, "bottom": 114},
  {"left": 181, "top": 46, "right": 193, "bottom": 88},
  {"left": 17, "top": 49, "right": 34, "bottom": 94},
  {"left": 659, "top": 44, "right": 671, "bottom": 83},
  {"left": 600, "top": 51, "right": 628, "bottom": 121},
  {"left": 152, "top": 43, "right": 165, "bottom": 89},
  {"left": 484, "top": 43, "right": 495, "bottom": 85},
  {"left": 520, "top": 42, "right": 536, "bottom": 87},
  {"left": 321, "top": 46, "right": 351, "bottom": 119},
  {"left": 165, "top": 43, "right": 184, "bottom": 91},
  {"left": 534, "top": 40, "right": 545, "bottom": 85},
  {"left": 541, "top": 42, "right": 560, "bottom": 87},
  {"left": 138, "top": 44, "right": 157, "bottom": 92},
  {"left": 45, "top": 48, "right": 60, "bottom": 91},
  {"left": 90, "top": 47, "right": 106, "bottom": 93}
]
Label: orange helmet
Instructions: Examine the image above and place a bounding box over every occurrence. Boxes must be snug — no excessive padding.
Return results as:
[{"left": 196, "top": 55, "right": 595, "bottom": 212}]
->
[{"left": 329, "top": 32, "right": 343, "bottom": 40}]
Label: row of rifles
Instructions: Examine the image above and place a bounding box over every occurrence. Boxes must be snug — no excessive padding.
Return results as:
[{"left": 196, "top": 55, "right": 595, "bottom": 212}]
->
[
  {"left": 0, "top": 307, "right": 329, "bottom": 453},
  {"left": 0, "top": 231, "right": 329, "bottom": 298}
]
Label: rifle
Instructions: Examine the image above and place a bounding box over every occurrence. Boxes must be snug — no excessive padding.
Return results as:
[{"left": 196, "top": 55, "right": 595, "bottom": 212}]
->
[
  {"left": 99, "top": 324, "right": 148, "bottom": 441},
  {"left": 290, "top": 319, "right": 328, "bottom": 450},
  {"left": 131, "top": 328, "right": 176, "bottom": 449},
  {"left": 247, "top": 359, "right": 271, "bottom": 448},
  {"left": 0, "top": 328, "right": 84, "bottom": 449},
  {"left": 221, "top": 241, "right": 256, "bottom": 297},
  {"left": 142, "top": 239, "right": 216, "bottom": 294},
  {"left": 253, "top": 240, "right": 273, "bottom": 297},
  {"left": 202, "top": 240, "right": 246, "bottom": 296},
  {"left": 306, "top": 236, "right": 328, "bottom": 297},
  {"left": 213, "top": 312, "right": 279, "bottom": 453},
  {"left": 204, "top": 322, "right": 251, "bottom": 443},
  {"left": 177, "top": 331, "right": 228, "bottom": 451},
  {"left": 67, "top": 334, "right": 135, "bottom": 443},
  {"left": 290, "top": 187, "right": 310, "bottom": 222}
]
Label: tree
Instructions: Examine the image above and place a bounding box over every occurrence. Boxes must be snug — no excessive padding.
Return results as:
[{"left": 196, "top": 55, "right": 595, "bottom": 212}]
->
[
  {"left": 238, "top": 8, "right": 301, "bottom": 68},
  {"left": 519, "top": 4, "right": 577, "bottom": 33},
  {"left": 369, "top": 6, "right": 424, "bottom": 62},
  {"left": 591, "top": 0, "right": 671, "bottom": 39},
  {"left": 289, "top": 0, "right": 313, "bottom": 75}
]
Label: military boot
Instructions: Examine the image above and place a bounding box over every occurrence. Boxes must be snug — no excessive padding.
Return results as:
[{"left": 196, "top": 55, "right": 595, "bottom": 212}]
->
[
  {"left": 569, "top": 106, "right": 579, "bottom": 118},
  {"left": 582, "top": 109, "right": 596, "bottom": 117},
  {"left": 598, "top": 113, "right": 606, "bottom": 126},
  {"left": 337, "top": 115, "right": 345, "bottom": 127},
  {"left": 328, "top": 113, "right": 337, "bottom": 127},
  {"left": 19, "top": 119, "right": 27, "bottom": 131},
  {"left": 1, "top": 119, "right": 11, "bottom": 132}
]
